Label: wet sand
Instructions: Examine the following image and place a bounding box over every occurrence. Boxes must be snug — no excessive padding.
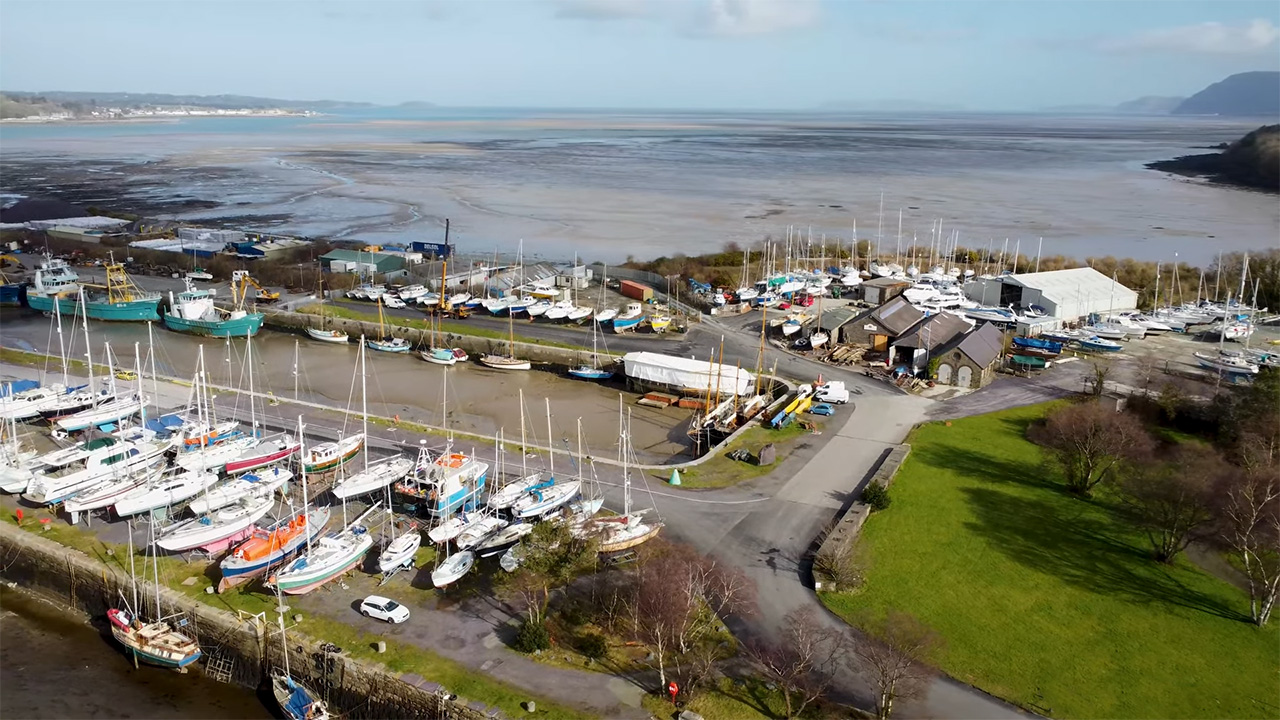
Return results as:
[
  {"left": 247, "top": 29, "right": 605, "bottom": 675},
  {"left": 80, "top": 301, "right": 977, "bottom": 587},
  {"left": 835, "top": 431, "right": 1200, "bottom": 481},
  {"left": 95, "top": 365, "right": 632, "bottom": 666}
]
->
[
  {"left": 0, "top": 309, "right": 695, "bottom": 463},
  {"left": 0, "top": 586, "right": 270, "bottom": 720}
]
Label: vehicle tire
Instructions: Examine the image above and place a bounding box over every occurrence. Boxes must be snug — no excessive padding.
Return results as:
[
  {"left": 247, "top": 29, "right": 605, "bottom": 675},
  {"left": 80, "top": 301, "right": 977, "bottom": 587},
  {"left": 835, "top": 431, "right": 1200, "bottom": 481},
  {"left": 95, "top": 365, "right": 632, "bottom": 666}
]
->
[
  {"left": 361, "top": 609, "right": 372, "bottom": 618},
  {"left": 385, "top": 616, "right": 395, "bottom": 624}
]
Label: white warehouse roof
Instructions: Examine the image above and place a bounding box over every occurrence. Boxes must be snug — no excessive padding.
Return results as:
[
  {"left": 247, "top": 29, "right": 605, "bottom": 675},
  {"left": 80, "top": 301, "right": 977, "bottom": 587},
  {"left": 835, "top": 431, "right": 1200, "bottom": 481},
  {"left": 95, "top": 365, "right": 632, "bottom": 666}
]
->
[
  {"left": 966, "top": 267, "right": 1137, "bottom": 320},
  {"left": 1005, "top": 267, "right": 1133, "bottom": 301},
  {"left": 623, "top": 351, "right": 754, "bottom": 396}
]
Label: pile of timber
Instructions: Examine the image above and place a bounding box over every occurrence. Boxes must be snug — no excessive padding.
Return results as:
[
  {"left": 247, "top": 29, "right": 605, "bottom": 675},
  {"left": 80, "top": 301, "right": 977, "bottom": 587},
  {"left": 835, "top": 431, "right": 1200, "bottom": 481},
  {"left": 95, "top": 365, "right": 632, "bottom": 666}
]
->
[{"left": 822, "top": 345, "right": 866, "bottom": 366}]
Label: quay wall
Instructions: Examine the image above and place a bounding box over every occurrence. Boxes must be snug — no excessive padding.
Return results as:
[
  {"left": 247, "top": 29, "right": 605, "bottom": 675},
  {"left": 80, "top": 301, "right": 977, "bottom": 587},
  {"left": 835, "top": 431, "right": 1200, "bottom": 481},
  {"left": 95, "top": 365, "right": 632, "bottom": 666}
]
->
[
  {"left": 262, "top": 308, "right": 618, "bottom": 368},
  {"left": 0, "top": 522, "right": 496, "bottom": 720}
]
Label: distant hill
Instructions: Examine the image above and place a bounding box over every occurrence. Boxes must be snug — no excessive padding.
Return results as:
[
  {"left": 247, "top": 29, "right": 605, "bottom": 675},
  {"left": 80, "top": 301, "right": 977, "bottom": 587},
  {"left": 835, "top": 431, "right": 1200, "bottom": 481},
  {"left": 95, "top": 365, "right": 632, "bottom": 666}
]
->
[
  {"left": 397, "top": 101, "right": 437, "bottom": 109},
  {"left": 1147, "top": 124, "right": 1279, "bottom": 193},
  {"left": 1172, "top": 72, "right": 1280, "bottom": 117},
  {"left": 1115, "top": 96, "right": 1184, "bottom": 115},
  {"left": 1, "top": 91, "right": 377, "bottom": 114}
]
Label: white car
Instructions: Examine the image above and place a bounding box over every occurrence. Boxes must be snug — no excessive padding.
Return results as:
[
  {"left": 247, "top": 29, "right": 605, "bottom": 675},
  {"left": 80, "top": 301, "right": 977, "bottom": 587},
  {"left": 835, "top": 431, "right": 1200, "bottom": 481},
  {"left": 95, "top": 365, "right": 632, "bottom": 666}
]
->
[{"left": 359, "top": 595, "right": 410, "bottom": 624}]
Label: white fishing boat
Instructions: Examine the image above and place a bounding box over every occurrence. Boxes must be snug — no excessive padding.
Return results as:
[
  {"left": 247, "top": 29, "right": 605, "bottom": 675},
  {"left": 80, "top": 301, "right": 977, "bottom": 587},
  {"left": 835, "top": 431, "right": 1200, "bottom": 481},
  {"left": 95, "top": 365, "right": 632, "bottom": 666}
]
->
[
  {"left": 544, "top": 301, "right": 574, "bottom": 321},
  {"left": 155, "top": 490, "right": 276, "bottom": 552},
  {"left": 431, "top": 549, "right": 474, "bottom": 588},
  {"left": 524, "top": 300, "right": 551, "bottom": 318},
  {"left": 377, "top": 525, "right": 422, "bottom": 574},
  {"left": 1084, "top": 324, "right": 1128, "bottom": 341},
  {"left": 114, "top": 468, "right": 219, "bottom": 517},
  {"left": 188, "top": 466, "right": 292, "bottom": 515}
]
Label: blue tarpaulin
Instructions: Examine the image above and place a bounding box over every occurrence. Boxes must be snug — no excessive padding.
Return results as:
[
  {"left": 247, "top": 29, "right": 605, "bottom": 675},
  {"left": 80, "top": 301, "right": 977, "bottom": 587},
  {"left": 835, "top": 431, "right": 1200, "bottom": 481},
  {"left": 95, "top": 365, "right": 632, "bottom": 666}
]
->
[
  {"left": 0, "top": 380, "right": 37, "bottom": 397},
  {"left": 145, "top": 414, "right": 185, "bottom": 436}
]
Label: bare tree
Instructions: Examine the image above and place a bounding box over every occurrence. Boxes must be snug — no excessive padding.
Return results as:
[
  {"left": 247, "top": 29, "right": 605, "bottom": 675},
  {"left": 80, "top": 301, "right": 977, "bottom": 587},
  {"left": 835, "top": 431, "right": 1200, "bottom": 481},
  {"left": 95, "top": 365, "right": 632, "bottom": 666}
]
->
[
  {"left": 746, "top": 608, "right": 848, "bottom": 719},
  {"left": 855, "top": 611, "right": 941, "bottom": 719},
  {"left": 1032, "top": 402, "right": 1154, "bottom": 496},
  {"left": 1217, "top": 466, "right": 1280, "bottom": 626},
  {"left": 497, "top": 521, "right": 597, "bottom": 627},
  {"left": 1119, "top": 446, "right": 1222, "bottom": 562},
  {"left": 1087, "top": 360, "right": 1112, "bottom": 396}
]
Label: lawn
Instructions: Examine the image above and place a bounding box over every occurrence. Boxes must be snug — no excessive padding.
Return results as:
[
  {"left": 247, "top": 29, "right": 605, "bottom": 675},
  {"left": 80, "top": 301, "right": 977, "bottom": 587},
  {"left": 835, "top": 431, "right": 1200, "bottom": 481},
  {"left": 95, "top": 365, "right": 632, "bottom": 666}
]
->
[
  {"left": 820, "top": 402, "right": 1280, "bottom": 719},
  {"left": 671, "top": 421, "right": 819, "bottom": 489}
]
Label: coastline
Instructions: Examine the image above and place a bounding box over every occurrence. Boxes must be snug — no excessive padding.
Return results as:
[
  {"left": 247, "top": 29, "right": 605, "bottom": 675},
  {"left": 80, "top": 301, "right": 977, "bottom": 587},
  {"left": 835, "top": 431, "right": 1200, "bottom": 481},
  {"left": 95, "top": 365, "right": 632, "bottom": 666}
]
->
[{"left": 0, "top": 111, "right": 318, "bottom": 125}]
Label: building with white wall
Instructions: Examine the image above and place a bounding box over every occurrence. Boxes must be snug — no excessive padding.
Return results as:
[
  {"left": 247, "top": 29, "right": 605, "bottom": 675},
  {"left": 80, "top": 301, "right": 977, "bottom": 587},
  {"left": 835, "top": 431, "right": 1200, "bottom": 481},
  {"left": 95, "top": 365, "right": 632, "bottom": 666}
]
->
[{"left": 963, "top": 267, "right": 1137, "bottom": 321}]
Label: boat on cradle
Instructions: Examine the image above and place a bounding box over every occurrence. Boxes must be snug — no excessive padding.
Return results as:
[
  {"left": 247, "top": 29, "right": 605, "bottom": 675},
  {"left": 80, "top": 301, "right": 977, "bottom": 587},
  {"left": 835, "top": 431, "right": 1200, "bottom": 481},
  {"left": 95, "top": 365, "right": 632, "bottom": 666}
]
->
[
  {"left": 1076, "top": 336, "right": 1123, "bottom": 353},
  {"left": 269, "top": 503, "right": 378, "bottom": 595},
  {"left": 23, "top": 438, "right": 169, "bottom": 505},
  {"left": 1195, "top": 351, "right": 1260, "bottom": 376},
  {"left": 781, "top": 319, "right": 804, "bottom": 337},
  {"left": 155, "top": 490, "right": 276, "bottom": 552},
  {"left": 594, "top": 308, "right": 618, "bottom": 324},
  {"left": 37, "top": 386, "right": 111, "bottom": 422},
  {"left": 512, "top": 479, "right": 582, "bottom": 519},
  {"left": 431, "top": 549, "right": 475, "bottom": 588},
  {"left": 544, "top": 301, "right": 574, "bottom": 321},
  {"left": 56, "top": 393, "right": 146, "bottom": 433},
  {"left": 188, "top": 465, "right": 292, "bottom": 515},
  {"left": 163, "top": 279, "right": 264, "bottom": 337},
  {"left": 568, "top": 284, "right": 616, "bottom": 380},
  {"left": 107, "top": 608, "right": 202, "bottom": 668},
  {"left": 454, "top": 514, "right": 508, "bottom": 551},
  {"left": 175, "top": 435, "right": 260, "bottom": 473},
  {"left": 219, "top": 505, "right": 332, "bottom": 590},
  {"left": 113, "top": 468, "right": 219, "bottom": 517},
  {"left": 1085, "top": 322, "right": 1134, "bottom": 341},
  {"left": 964, "top": 306, "right": 1017, "bottom": 324},
  {"left": 377, "top": 525, "right": 422, "bottom": 574},
  {"left": 807, "top": 331, "right": 830, "bottom": 350},
  {"left": 474, "top": 521, "right": 534, "bottom": 557},
  {"left": 483, "top": 296, "right": 515, "bottom": 315},
  {"left": 567, "top": 306, "right": 593, "bottom": 322},
  {"left": 62, "top": 463, "right": 165, "bottom": 514},
  {"left": 302, "top": 434, "right": 364, "bottom": 474},
  {"left": 273, "top": 671, "right": 330, "bottom": 720},
  {"left": 331, "top": 455, "right": 414, "bottom": 500},
  {"left": 1012, "top": 337, "right": 1063, "bottom": 354},
  {"left": 225, "top": 434, "right": 299, "bottom": 475},
  {"left": 0, "top": 384, "right": 75, "bottom": 421},
  {"left": 400, "top": 449, "right": 488, "bottom": 518},
  {"left": 1040, "top": 329, "right": 1085, "bottom": 344},
  {"left": 27, "top": 256, "right": 162, "bottom": 322},
  {"left": 611, "top": 303, "right": 644, "bottom": 332},
  {"left": 1117, "top": 312, "right": 1172, "bottom": 334},
  {"left": 524, "top": 300, "right": 552, "bottom": 318},
  {"left": 648, "top": 315, "right": 672, "bottom": 332}
]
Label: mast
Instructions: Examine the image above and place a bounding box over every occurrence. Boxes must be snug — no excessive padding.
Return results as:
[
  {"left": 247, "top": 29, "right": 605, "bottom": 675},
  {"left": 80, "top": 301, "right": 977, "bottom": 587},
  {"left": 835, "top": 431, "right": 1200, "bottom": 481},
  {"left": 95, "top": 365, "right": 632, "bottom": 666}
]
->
[
  {"left": 895, "top": 207, "right": 903, "bottom": 269},
  {"left": 293, "top": 339, "right": 300, "bottom": 401},
  {"left": 360, "top": 337, "right": 369, "bottom": 474},
  {"left": 545, "top": 397, "right": 553, "bottom": 479},
  {"left": 299, "top": 414, "right": 312, "bottom": 555},
  {"left": 619, "top": 394, "right": 630, "bottom": 517},
  {"left": 246, "top": 329, "right": 256, "bottom": 439},
  {"left": 133, "top": 342, "right": 144, "bottom": 424},
  {"left": 1214, "top": 252, "right": 1222, "bottom": 302},
  {"left": 127, "top": 518, "right": 139, "bottom": 615},
  {"left": 147, "top": 322, "right": 159, "bottom": 412},
  {"left": 519, "top": 388, "right": 527, "bottom": 479},
  {"left": 54, "top": 295, "right": 67, "bottom": 386},
  {"left": 79, "top": 288, "right": 94, "bottom": 394}
]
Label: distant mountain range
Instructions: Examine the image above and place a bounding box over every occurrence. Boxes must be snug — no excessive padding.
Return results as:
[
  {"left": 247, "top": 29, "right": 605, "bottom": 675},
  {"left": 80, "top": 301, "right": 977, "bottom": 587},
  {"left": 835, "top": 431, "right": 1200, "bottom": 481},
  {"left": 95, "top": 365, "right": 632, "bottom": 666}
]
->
[
  {"left": 0, "top": 91, "right": 379, "bottom": 119},
  {"left": 1170, "top": 72, "right": 1280, "bottom": 117}
]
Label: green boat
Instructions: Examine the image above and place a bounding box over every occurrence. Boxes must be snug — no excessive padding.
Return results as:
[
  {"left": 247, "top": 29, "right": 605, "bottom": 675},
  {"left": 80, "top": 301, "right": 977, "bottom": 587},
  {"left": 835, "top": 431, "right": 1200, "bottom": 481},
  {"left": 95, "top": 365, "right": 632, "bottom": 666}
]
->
[{"left": 26, "top": 256, "right": 161, "bottom": 322}]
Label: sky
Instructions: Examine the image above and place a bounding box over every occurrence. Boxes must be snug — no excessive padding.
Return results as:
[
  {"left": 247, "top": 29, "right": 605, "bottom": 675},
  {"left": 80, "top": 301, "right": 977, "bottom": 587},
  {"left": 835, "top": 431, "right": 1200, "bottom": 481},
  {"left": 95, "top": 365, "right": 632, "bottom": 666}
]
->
[{"left": 1, "top": 0, "right": 1277, "bottom": 110}]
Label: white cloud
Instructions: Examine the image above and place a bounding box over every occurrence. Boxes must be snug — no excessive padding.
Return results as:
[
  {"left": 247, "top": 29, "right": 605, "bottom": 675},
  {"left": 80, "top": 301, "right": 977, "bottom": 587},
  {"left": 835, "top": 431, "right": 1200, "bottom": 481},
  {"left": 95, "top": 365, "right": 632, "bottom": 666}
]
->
[
  {"left": 701, "top": 0, "right": 819, "bottom": 36},
  {"left": 1103, "top": 18, "right": 1280, "bottom": 56},
  {"left": 551, "top": 0, "right": 819, "bottom": 36}
]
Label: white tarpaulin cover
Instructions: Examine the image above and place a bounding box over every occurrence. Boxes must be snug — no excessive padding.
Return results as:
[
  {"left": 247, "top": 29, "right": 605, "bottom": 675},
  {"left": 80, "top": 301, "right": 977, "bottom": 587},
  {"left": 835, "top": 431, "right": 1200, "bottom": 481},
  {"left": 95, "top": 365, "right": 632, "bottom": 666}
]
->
[{"left": 622, "top": 352, "right": 754, "bottom": 396}]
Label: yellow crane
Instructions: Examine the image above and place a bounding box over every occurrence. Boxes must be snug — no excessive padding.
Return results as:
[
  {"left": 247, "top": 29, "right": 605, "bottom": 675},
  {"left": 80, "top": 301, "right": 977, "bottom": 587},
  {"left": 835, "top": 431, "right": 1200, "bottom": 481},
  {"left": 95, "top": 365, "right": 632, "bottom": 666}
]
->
[{"left": 230, "top": 270, "right": 280, "bottom": 306}]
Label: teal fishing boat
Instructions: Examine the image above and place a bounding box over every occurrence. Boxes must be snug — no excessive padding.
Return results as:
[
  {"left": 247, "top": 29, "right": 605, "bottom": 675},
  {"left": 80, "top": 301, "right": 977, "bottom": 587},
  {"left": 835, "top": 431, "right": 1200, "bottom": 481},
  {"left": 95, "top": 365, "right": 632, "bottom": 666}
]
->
[
  {"left": 163, "top": 279, "right": 264, "bottom": 337},
  {"left": 26, "top": 256, "right": 161, "bottom": 322}
]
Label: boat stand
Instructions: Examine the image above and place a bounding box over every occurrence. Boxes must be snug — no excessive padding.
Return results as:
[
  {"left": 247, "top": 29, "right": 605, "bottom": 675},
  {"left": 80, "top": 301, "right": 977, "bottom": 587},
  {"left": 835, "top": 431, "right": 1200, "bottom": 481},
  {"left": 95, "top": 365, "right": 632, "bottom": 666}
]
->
[{"left": 378, "top": 558, "right": 415, "bottom": 586}]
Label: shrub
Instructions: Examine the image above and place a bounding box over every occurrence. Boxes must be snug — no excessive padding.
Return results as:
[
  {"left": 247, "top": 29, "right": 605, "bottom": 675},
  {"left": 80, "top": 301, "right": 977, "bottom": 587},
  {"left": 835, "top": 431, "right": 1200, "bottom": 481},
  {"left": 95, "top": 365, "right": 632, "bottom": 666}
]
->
[
  {"left": 576, "top": 632, "right": 608, "bottom": 660},
  {"left": 862, "top": 481, "right": 891, "bottom": 511},
  {"left": 513, "top": 618, "right": 551, "bottom": 653},
  {"left": 814, "top": 541, "right": 865, "bottom": 590}
]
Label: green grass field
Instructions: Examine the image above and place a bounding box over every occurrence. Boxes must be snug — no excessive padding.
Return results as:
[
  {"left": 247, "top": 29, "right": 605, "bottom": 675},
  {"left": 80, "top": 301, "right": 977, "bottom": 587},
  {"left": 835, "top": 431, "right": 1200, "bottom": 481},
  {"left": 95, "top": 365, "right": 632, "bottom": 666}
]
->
[{"left": 821, "top": 403, "right": 1279, "bottom": 719}]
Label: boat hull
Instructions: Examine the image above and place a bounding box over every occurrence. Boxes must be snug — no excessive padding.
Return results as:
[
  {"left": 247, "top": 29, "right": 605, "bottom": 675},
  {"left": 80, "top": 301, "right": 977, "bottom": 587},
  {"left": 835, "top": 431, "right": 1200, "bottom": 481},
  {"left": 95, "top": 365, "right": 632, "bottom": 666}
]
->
[
  {"left": 163, "top": 311, "right": 264, "bottom": 338},
  {"left": 305, "top": 328, "right": 349, "bottom": 344},
  {"left": 28, "top": 293, "right": 161, "bottom": 322},
  {"left": 568, "top": 367, "right": 614, "bottom": 380},
  {"left": 219, "top": 507, "right": 331, "bottom": 589},
  {"left": 271, "top": 535, "right": 372, "bottom": 595},
  {"left": 0, "top": 283, "right": 22, "bottom": 307},
  {"left": 302, "top": 435, "right": 364, "bottom": 474},
  {"left": 224, "top": 440, "right": 299, "bottom": 475},
  {"left": 480, "top": 356, "right": 531, "bottom": 371}
]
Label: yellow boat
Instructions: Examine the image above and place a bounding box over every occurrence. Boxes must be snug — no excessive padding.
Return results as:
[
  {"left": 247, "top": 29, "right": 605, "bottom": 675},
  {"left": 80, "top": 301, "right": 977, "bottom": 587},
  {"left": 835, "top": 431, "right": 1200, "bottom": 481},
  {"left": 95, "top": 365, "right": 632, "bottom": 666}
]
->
[{"left": 648, "top": 314, "right": 671, "bottom": 332}]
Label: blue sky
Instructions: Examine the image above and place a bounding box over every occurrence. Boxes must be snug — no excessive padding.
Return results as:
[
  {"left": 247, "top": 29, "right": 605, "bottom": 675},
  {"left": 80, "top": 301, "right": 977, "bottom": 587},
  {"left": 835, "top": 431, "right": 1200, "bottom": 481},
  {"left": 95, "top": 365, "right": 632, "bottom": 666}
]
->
[{"left": 1, "top": 0, "right": 1277, "bottom": 110}]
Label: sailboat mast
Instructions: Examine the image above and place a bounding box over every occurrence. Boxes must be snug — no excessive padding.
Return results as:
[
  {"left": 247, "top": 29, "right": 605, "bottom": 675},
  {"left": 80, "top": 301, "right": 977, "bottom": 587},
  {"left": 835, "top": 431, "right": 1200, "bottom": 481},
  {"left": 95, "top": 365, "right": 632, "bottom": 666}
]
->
[
  {"left": 246, "top": 330, "right": 256, "bottom": 438},
  {"left": 127, "top": 518, "right": 138, "bottom": 614},
  {"left": 79, "top": 288, "right": 94, "bottom": 394},
  {"left": 133, "top": 342, "right": 144, "bottom": 422},
  {"left": 519, "top": 388, "right": 526, "bottom": 478},
  {"left": 54, "top": 295, "right": 67, "bottom": 385},
  {"left": 360, "top": 339, "right": 369, "bottom": 474},
  {"left": 299, "top": 415, "right": 313, "bottom": 554},
  {"left": 147, "top": 322, "right": 158, "bottom": 412},
  {"left": 293, "top": 339, "right": 300, "bottom": 400},
  {"left": 545, "top": 397, "right": 553, "bottom": 477}
]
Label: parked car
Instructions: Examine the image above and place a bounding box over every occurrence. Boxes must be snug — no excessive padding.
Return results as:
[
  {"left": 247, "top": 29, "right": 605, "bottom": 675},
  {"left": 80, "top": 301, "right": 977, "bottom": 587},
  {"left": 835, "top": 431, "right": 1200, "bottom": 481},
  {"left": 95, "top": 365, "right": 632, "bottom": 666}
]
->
[
  {"left": 809, "top": 403, "right": 836, "bottom": 416},
  {"left": 359, "top": 595, "right": 410, "bottom": 624}
]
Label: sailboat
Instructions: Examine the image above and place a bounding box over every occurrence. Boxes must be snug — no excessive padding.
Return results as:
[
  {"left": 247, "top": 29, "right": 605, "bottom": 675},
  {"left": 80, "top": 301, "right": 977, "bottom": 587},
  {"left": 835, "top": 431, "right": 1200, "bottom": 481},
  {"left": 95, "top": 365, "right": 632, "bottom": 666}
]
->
[
  {"left": 107, "top": 520, "right": 203, "bottom": 668},
  {"left": 420, "top": 310, "right": 458, "bottom": 366},
  {"left": 220, "top": 418, "right": 332, "bottom": 590},
  {"left": 480, "top": 295, "right": 531, "bottom": 370},
  {"left": 222, "top": 331, "right": 301, "bottom": 474},
  {"left": 41, "top": 290, "right": 119, "bottom": 423},
  {"left": 306, "top": 279, "right": 350, "bottom": 344},
  {"left": 486, "top": 391, "right": 545, "bottom": 510},
  {"left": 377, "top": 520, "right": 422, "bottom": 575},
  {"left": 269, "top": 495, "right": 377, "bottom": 595},
  {"left": 510, "top": 399, "right": 580, "bottom": 519},
  {"left": 452, "top": 433, "right": 510, "bottom": 551},
  {"left": 430, "top": 546, "right": 474, "bottom": 588},
  {"left": 172, "top": 346, "right": 258, "bottom": 474},
  {"left": 155, "top": 487, "right": 276, "bottom": 552},
  {"left": 365, "top": 297, "right": 412, "bottom": 353},
  {"left": 188, "top": 465, "right": 292, "bottom": 515},
  {"left": 569, "top": 278, "right": 615, "bottom": 380},
  {"left": 271, "top": 605, "right": 330, "bottom": 720},
  {"left": 592, "top": 401, "right": 662, "bottom": 554},
  {"left": 331, "top": 340, "right": 414, "bottom": 499},
  {"left": 113, "top": 466, "right": 220, "bottom": 517}
]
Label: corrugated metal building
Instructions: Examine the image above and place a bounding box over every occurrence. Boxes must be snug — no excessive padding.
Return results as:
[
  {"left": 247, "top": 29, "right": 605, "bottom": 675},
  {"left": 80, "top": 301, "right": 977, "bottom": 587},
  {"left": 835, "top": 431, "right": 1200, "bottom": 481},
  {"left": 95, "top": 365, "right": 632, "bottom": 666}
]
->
[
  {"left": 320, "top": 249, "right": 405, "bottom": 274},
  {"left": 963, "top": 267, "right": 1137, "bottom": 321},
  {"left": 178, "top": 227, "right": 244, "bottom": 244}
]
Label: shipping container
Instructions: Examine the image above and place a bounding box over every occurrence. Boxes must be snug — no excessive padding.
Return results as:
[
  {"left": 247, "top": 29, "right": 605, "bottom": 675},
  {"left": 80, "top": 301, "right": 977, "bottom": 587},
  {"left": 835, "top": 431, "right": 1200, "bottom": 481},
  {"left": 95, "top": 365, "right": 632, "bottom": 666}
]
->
[{"left": 619, "top": 280, "right": 653, "bottom": 302}]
